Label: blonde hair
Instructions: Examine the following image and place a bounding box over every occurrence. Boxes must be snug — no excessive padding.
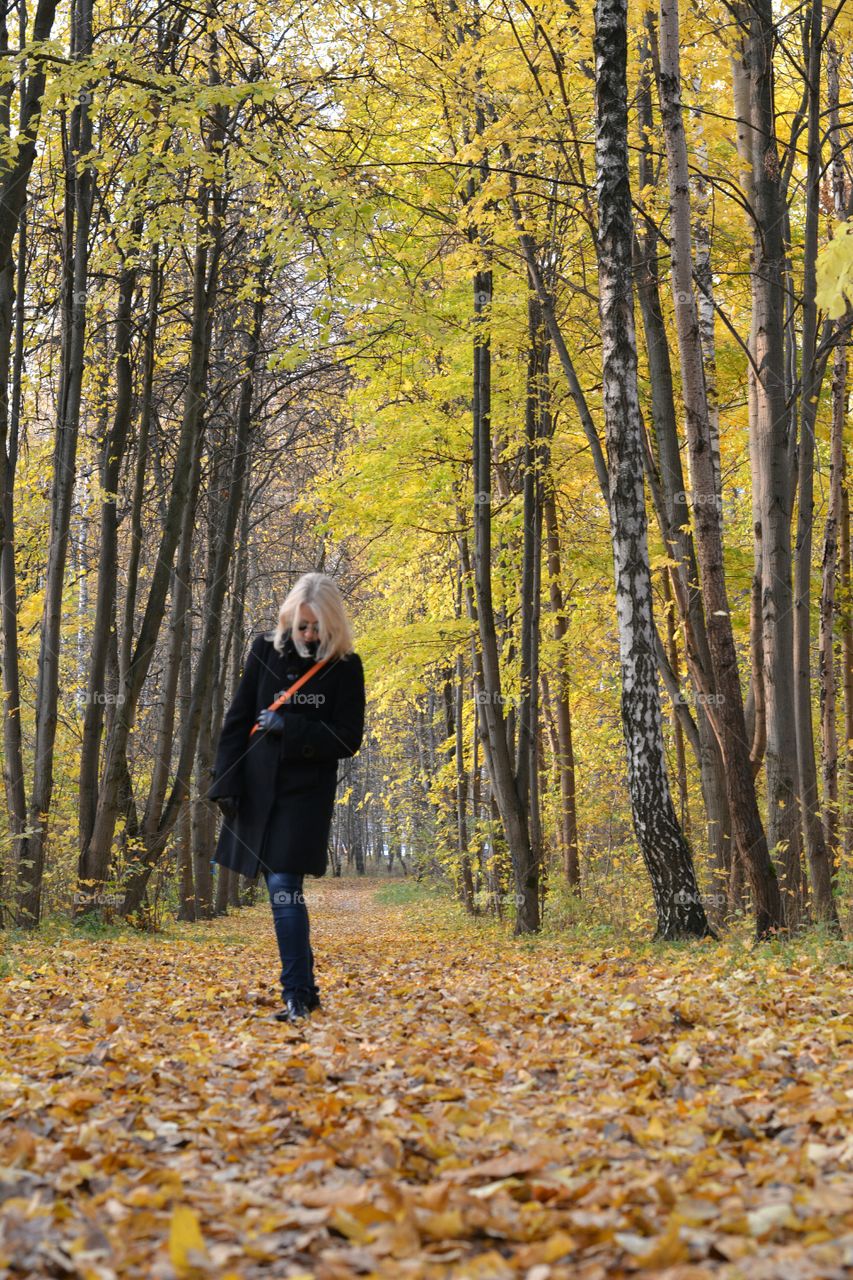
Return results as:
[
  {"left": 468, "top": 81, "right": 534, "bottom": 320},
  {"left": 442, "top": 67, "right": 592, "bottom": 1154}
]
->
[{"left": 267, "top": 572, "right": 355, "bottom": 660}]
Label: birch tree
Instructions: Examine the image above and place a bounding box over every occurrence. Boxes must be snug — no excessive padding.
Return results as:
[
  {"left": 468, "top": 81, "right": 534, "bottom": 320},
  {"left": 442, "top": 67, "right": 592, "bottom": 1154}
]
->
[{"left": 594, "top": 0, "right": 712, "bottom": 938}]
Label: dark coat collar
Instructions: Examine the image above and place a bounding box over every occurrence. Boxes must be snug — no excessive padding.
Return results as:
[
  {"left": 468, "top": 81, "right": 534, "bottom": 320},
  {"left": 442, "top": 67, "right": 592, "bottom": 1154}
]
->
[{"left": 280, "top": 630, "right": 314, "bottom": 667}]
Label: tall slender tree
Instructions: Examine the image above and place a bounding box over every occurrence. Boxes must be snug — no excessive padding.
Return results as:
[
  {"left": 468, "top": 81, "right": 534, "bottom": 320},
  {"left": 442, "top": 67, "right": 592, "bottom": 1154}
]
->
[
  {"left": 743, "top": 0, "right": 803, "bottom": 921},
  {"left": 594, "top": 0, "right": 712, "bottom": 938},
  {"left": 18, "top": 0, "right": 95, "bottom": 925},
  {"left": 657, "top": 0, "right": 784, "bottom": 936}
]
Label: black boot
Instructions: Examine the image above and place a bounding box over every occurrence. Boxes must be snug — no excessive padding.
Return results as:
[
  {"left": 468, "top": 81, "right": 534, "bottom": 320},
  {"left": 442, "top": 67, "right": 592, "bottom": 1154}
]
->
[{"left": 275, "top": 993, "right": 311, "bottom": 1023}]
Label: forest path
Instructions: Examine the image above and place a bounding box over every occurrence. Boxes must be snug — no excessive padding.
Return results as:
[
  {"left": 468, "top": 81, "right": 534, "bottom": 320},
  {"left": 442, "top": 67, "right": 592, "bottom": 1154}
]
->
[{"left": 2, "top": 876, "right": 852, "bottom": 1279}]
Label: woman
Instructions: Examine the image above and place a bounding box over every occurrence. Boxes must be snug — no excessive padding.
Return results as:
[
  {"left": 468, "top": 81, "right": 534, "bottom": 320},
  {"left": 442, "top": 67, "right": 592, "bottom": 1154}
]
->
[{"left": 207, "top": 572, "right": 365, "bottom": 1024}]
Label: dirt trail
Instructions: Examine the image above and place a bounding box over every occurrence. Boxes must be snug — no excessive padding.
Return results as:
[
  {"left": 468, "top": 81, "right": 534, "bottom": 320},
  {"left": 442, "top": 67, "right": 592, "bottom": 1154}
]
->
[{"left": 2, "top": 876, "right": 853, "bottom": 1279}]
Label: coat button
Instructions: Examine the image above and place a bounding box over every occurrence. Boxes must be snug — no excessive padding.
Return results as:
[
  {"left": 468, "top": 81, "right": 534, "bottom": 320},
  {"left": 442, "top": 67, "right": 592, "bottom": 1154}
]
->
[{"left": 302, "top": 744, "right": 314, "bottom": 758}]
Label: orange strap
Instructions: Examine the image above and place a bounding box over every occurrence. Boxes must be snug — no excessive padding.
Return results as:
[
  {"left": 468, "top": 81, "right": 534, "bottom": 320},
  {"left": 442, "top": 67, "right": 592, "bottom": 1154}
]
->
[{"left": 248, "top": 657, "right": 329, "bottom": 738}]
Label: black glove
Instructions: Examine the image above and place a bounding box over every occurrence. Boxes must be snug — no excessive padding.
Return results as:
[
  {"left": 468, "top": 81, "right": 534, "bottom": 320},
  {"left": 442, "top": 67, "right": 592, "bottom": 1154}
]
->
[
  {"left": 257, "top": 708, "right": 286, "bottom": 735},
  {"left": 215, "top": 796, "right": 240, "bottom": 823}
]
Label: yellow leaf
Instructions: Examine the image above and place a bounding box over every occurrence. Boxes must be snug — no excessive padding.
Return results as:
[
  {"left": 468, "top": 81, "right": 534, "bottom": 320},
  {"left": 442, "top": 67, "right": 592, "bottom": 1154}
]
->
[
  {"left": 747, "top": 1203, "right": 797, "bottom": 1236},
  {"left": 327, "top": 1207, "right": 372, "bottom": 1243},
  {"left": 645, "top": 1115, "right": 665, "bottom": 1140},
  {"left": 616, "top": 1220, "right": 689, "bottom": 1266},
  {"left": 418, "top": 1209, "right": 466, "bottom": 1239},
  {"left": 169, "top": 1205, "right": 207, "bottom": 1274},
  {"left": 541, "top": 1230, "right": 578, "bottom": 1261}
]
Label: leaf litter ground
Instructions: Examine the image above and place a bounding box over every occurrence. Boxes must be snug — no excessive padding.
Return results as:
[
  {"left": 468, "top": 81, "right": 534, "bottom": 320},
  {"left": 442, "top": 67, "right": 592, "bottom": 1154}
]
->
[{"left": 3, "top": 877, "right": 853, "bottom": 1279}]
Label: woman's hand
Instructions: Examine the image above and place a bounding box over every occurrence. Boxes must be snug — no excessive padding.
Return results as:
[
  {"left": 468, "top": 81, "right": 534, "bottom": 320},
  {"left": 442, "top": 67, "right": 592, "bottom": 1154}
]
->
[{"left": 257, "top": 708, "right": 286, "bottom": 735}]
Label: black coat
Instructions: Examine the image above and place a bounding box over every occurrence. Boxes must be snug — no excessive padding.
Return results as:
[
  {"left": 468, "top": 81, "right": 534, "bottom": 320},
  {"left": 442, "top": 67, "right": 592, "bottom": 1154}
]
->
[{"left": 207, "top": 630, "right": 365, "bottom": 880}]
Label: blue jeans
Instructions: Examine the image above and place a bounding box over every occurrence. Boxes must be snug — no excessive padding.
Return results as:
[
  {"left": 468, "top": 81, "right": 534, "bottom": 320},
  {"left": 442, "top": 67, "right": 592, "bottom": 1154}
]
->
[{"left": 263, "top": 870, "right": 320, "bottom": 1004}]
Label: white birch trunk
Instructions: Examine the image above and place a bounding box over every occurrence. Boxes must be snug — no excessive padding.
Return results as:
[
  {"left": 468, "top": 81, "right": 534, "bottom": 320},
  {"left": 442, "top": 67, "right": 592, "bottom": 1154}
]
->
[{"left": 594, "top": 0, "right": 711, "bottom": 938}]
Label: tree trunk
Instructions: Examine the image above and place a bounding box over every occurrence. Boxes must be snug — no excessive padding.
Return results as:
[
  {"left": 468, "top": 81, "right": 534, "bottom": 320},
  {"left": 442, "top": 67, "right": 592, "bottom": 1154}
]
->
[
  {"left": 841, "top": 473, "right": 853, "bottom": 865},
  {"left": 745, "top": 0, "right": 803, "bottom": 924},
  {"left": 658, "top": 0, "right": 784, "bottom": 936},
  {"left": 186, "top": 604, "right": 212, "bottom": 918},
  {"left": 227, "top": 478, "right": 251, "bottom": 911},
  {"left": 793, "top": 0, "right": 840, "bottom": 931},
  {"left": 634, "top": 22, "right": 732, "bottom": 890},
  {"left": 471, "top": 261, "right": 540, "bottom": 933},
  {"left": 662, "top": 569, "right": 690, "bottom": 835},
  {"left": 18, "top": 0, "right": 94, "bottom": 924},
  {"left": 0, "top": 0, "right": 59, "bottom": 270},
  {"left": 542, "top": 489, "right": 580, "bottom": 887},
  {"left": 594, "top": 0, "right": 712, "bottom": 938},
  {"left": 176, "top": 794, "right": 195, "bottom": 924},
  {"left": 0, "top": 0, "right": 34, "bottom": 924},
  {"left": 821, "top": 333, "right": 846, "bottom": 877},
  {"left": 451, "top": 557, "right": 474, "bottom": 909},
  {"left": 79, "top": 215, "right": 145, "bottom": 853},
  {"left": 689, "top": 82, "right": 721, "bottom": 508},
  {"left": 731, "top": 10, "right": 767, "bottom": 783},
  {"left": 130, "top": 404, "right": 203, "bottom": 915},
  {"left": 515, "top": 295, "right": 546, "bottom": 916},
  {"left": 120, "top": 246, "right": 160, "bottom": 687}
]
